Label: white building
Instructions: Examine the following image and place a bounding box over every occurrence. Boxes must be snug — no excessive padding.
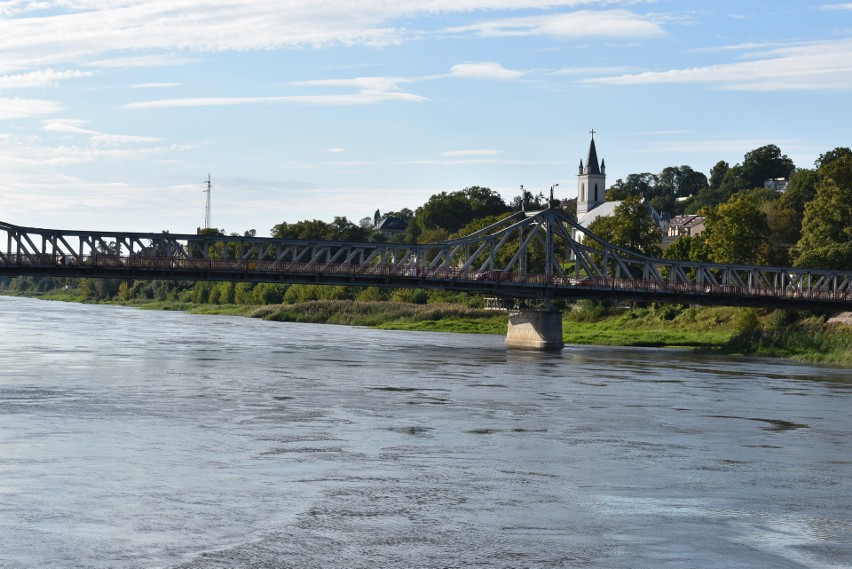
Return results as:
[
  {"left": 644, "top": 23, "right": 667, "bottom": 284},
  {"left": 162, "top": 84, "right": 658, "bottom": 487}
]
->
[
  {"left": 764, "top": 177, "right": 788, "bottom": 192},
  {"left": 572, "top": 132, "right": 666, "bottom": 243}
]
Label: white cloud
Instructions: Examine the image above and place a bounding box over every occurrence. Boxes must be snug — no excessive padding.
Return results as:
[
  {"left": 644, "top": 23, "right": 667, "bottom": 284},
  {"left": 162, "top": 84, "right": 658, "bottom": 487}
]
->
[
  {"left": 42, "top": 119, "right": 163, "bottom": 144},
  {"left": 450, "top": 62, "right": 524, "bottom": 80},
  {"left": 585, "top": 38, "right": 852, "bottom": 91},
  {"left": 820, "top": 3, "right": 852, "bottom": 10},
  {"left": 440, "top": 149, "right": 503, "bottom": 156},
  {"left": 0, "top": 2, "right": 663, "bottom": 75},
  {"left": 0, "top": 97, "right": 62, "bottom": 119},
  {"left": 130, "top": 82, "right": 182, "bottom": 89},
  {"left": 0, "top": 69, "right": 93, "bottom": 89},
  {"left": 637, "top": 138, "right": 797, "bottom": 156},
  {"left": 87, "top": 55, "right": 202, "bottom": 69},
  {"left": 552, "top": 65, "right": 636, "bottom": 76},
  {"left": 290, "top": 76, "right": 412, "bottom": 92},
  {"left": 447, "top": 10, "right": 666, "bottom": 39},
  {"left": 0, "top": 132, "right": 189, "bottom": 168},
  {"left": 122, "top": 90, "right": 428, "bottom": 109}
]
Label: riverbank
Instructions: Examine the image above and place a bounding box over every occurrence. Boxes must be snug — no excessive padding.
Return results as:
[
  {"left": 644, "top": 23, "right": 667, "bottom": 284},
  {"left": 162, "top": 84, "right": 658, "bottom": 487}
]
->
[{"left": 8, "top": 290, "right": 851, "bottom": 366}]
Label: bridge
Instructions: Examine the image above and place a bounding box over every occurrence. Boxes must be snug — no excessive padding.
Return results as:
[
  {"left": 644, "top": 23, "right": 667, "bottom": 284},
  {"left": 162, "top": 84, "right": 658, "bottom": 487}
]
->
[{"left": 2, "top": 209, "right": 851, "bottom": 349}]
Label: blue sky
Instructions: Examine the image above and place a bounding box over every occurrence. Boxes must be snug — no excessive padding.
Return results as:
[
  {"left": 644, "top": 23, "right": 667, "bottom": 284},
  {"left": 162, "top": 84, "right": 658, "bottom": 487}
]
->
[{"left": 2, "top": 1, "right": 851, "bottom": 235}]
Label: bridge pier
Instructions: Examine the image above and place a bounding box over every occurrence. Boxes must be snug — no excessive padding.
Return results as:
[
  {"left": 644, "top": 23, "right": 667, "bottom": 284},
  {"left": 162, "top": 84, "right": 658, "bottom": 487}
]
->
[{"left": 505, "top": 307, "right": 564, "bottom": 350}]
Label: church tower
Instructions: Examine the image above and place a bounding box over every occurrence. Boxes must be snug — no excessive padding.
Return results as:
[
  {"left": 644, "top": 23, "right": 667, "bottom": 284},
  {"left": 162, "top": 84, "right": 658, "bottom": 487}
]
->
[{"left": 576, "top": 130, "right": 606, "bottom": 217}]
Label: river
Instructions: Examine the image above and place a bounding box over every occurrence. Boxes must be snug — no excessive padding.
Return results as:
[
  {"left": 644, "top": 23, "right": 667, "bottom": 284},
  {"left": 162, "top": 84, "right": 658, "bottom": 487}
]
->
[{"left": 0, "top": 296, "right": 850, "bottom": 568}]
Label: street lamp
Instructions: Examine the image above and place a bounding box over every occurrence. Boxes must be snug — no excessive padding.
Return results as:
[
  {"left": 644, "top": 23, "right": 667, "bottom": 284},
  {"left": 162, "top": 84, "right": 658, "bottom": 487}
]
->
[{"left": 550, "top": 183, "right": 559, "bottom": 208}]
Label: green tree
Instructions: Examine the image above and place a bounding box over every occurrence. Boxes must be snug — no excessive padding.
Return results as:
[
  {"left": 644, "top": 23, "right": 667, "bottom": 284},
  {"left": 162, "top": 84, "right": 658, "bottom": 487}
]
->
[
  {"left": 692, "top": 146, "right": 795, "bottom": 213},
  {"left": 733, "top": 144, "right": 795, "bottom": 191},
  {"left": 509, "top": 187, "right": 548, "bottom": 212},
  {"left": 606, "top": 173, "right": 657, "bottom": 201},
  {"left": 329, "top": 216, "right": 370, "bottom": 241},
  {"left": 587, "top": 196, "right": 661, "bottom": 256},
  {"left": 792, "top": 153, "right": 852, "bottom": 269},
  {"left": 657, "top": 165, "right": 709, "bottom": 199},
  {"left": 411, "top": 186, "right": 508, "bottom": 236},
  {"left": 271, "top": 219, "right": 331, "bottom": 240},
  {"left": 704, "top": 193, "right": 771, "bottom": 264},
  {"left": 708, "top": 160, "right": 729, "bottom": 190},
  {"left": 815, "top": 146, "right": 852, "bottom": 169},
  {"left": 663, "top": 234, "right": 711, "bottom": 263}
]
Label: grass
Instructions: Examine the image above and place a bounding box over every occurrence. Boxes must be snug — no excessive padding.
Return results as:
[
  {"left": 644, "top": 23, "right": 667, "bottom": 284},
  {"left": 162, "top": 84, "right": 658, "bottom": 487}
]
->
[
  {"left": 717, "top": 319, "right": 852, "bottom": 366},
  {"left": 563, "top": 304, "right": 737, "bottom": 348},
  {"left": 250, "top": 300, "right": 504, "bottom": 333}
]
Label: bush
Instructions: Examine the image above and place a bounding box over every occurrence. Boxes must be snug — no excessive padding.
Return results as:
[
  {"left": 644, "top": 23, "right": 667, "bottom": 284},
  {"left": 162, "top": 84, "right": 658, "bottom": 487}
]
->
[
  {"left": 732, "top": 308, "right": 761, "bottom": 334},
  {"left": 567, "top": 299, "right": 613, "bottom": 322},
  {"left": 767, "top": 309, "right": 799, "bottom": 331}
]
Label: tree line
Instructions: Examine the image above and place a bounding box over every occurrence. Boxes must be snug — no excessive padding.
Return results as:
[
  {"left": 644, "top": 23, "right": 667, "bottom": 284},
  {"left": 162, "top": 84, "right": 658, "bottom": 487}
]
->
[
  {"left": 2, "top": 143, "right": 850, "bottom": 304},
  {"left": 590, "top": 144, "right": 851, "bottom": 270}
]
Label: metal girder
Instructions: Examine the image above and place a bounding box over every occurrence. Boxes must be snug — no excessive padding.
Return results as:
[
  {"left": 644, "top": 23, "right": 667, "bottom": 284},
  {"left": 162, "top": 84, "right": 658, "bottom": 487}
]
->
[{"left": 1, "top": 215, "right": 852, "bottom": 310}]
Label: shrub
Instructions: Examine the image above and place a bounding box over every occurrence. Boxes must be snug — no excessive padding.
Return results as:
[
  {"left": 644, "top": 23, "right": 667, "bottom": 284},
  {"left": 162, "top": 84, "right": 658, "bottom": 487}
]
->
[{"left": 732, "top": 308, "right": 761, "bottom": 334}]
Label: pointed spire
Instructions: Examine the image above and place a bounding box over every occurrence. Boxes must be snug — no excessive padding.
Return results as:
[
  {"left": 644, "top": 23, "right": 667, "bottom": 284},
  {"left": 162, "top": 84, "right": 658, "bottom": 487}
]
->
[
  {"left": 578, "top": 159, "right": 584, "bottom": 175},
  {"left": 586, "top": 135, "right": 601, "bottom": 175},
  {"left": 600, "top": 158, "right": 606, "bottom": 175}
]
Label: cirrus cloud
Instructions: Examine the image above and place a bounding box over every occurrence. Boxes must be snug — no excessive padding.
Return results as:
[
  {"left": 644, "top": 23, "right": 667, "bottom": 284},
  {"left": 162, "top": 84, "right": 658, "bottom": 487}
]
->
[
  {"left": 450, "top": 62, "right": 524, "bottom": 80},
  {"left": 446, "top": 9, "right": 666, "bottom": 39},
  {"left": 0, "top": 97, "right": 62, "bottom": 120},
  {"left": 584, "top": 38, "right": 852, "bottom": 91}
]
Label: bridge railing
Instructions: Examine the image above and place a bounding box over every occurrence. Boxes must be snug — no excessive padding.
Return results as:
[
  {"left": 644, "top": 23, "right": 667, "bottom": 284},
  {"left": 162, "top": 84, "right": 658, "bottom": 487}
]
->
[
  {"left": 2, "top": 216, "right": 852, "bottom": 309},
  {"left": 3, "top": 251, "right": 851, "bottom": 304}
]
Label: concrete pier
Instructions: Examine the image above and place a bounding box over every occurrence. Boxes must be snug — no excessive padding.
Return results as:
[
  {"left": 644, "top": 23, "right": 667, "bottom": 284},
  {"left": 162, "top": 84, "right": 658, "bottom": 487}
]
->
[{"left": 505, "top": 308, "right": 564, "bottom": 350}]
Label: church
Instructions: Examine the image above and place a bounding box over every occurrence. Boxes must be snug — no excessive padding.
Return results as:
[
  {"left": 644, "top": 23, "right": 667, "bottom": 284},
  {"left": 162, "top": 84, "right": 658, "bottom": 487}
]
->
[{"left": 571, "top": 131, "right": 666, "bottom": 243}]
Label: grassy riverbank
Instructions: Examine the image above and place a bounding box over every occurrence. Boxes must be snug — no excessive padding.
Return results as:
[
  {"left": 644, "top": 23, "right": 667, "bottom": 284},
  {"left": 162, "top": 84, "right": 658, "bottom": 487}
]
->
[{"left": 6, "top": 291, "right": 851, "bottom": 366}]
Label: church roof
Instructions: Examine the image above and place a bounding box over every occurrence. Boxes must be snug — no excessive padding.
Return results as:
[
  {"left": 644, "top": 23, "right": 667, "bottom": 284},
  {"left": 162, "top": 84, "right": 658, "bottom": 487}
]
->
[
  {"left": 576, "top": 200, "right": 619, "bottom": 228},
  {"left": 576, "top": 198, "right": 665, "bottom": 229},
  {"left": 585, "top": 137, "right": 601, "bottom": 175}
]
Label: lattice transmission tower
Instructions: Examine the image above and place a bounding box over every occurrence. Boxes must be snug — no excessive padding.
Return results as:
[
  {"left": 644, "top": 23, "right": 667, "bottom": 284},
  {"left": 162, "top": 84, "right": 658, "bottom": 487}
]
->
[{"left": 203, "top": 174, "right": 212, "bottom": 230}]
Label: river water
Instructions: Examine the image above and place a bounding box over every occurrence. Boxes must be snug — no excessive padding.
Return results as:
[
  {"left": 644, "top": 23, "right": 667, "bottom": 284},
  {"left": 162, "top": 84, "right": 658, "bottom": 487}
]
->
[{"left": 0, "top": 296, "right": 850, "bottom": 568}]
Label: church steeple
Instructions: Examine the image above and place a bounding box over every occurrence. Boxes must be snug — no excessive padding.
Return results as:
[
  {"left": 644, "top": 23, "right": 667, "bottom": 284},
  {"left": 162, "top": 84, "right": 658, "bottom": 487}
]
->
[
  {"left": 576, "top": 129, "right": 606, "bottom": 217},
  {"left": 584, "top": 130, "right": 601, "bottom": 175}
]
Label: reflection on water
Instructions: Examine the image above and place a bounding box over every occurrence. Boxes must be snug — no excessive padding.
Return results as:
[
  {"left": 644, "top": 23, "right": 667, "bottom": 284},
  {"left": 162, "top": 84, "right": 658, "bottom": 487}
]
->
[{"left": 0, "top": 296, "right": 850, "bottom": 568}]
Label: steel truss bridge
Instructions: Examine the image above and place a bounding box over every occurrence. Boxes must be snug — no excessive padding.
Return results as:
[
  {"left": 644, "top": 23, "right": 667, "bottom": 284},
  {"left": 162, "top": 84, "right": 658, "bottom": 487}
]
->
[{"left": 2, "top": 210, "right": 851, "bottom": 312}]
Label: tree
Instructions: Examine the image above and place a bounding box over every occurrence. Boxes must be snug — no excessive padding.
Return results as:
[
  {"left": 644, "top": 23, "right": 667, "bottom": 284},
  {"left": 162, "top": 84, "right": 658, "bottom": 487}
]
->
[
  {"left": 792, "top": 153, "right": 852, "bottom": 269},
  {"left": 721, "top": 144, "right": 795, "bottom": 195},
  {"left": 412, "top": 186, "right": 508, "bottom": 235},
  {"left": 657, "top": 165, "right": 709, "bottom": 199},
  {"left": 708, "top": 160, "right": 729, "bottom": 190},
  {"left": 815, "top": 146, "right": 852, "bottom": 170},
  {"left": 606, "top": 173, "right": 657, "bottom": 201},
  {"left": 663, "top": 234, "right": 711, "bottom": 264},
  {"left": 271, "top": 219, "right": 331, "bottom": 240},
  {"left": 703, "top": 192, "right": 771, "bottom": 265},
  {"left": 739, "top": 144, "right": 795, "bottom": 190},
  {"left": 329, "top": 216, "right": 370, "bottom": 241},
  {"left": 778, "top": 168, "right": 819, "bottom": 218},
  {"left": 509, "top": 187, "right": 548, "bottom": 212},
  {"left": 587, "top": 196, "right": 662, "bottom": 256}
]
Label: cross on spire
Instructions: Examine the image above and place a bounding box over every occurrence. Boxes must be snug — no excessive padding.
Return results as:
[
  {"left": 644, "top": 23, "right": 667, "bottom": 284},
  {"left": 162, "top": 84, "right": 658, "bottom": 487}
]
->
[{"left": 589, "top": 128, "right": 596, "bottom": 139}]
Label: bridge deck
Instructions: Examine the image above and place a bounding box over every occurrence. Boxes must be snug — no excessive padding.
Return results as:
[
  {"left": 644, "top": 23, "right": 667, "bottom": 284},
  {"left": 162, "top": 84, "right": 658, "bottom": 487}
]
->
[
  {"left": 2, "top": 214, "right": 851, "bottom": 312},
  {"left": 2, "top": 253, "right": 850, "bottom": 311}
]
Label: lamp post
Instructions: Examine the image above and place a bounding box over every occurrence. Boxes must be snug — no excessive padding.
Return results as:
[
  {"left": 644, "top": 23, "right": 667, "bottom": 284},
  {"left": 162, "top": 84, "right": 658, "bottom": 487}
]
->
[{"left": 550, "top": 183, "right": 559, "bottom": 208}]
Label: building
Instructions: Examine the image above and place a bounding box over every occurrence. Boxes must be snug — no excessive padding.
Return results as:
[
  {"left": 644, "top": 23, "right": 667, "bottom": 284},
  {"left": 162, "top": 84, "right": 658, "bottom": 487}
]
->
[
  {"left": 374, "top": 215, "right": 408, "bottom": 239},
  {"left": 764, "top": 177, "right": 788, "bottom": 192},
  {"left": 667, "top": 214, "right": 706, "bottom": 238},
  {"left": 572, "top": 132, "right": 666, "bottom": 243}
]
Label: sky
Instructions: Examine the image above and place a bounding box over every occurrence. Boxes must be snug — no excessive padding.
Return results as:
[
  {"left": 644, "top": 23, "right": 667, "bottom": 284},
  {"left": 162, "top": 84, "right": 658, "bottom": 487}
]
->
[{"left": 2, "top": 1, "right": 851, "bottom": 235}]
